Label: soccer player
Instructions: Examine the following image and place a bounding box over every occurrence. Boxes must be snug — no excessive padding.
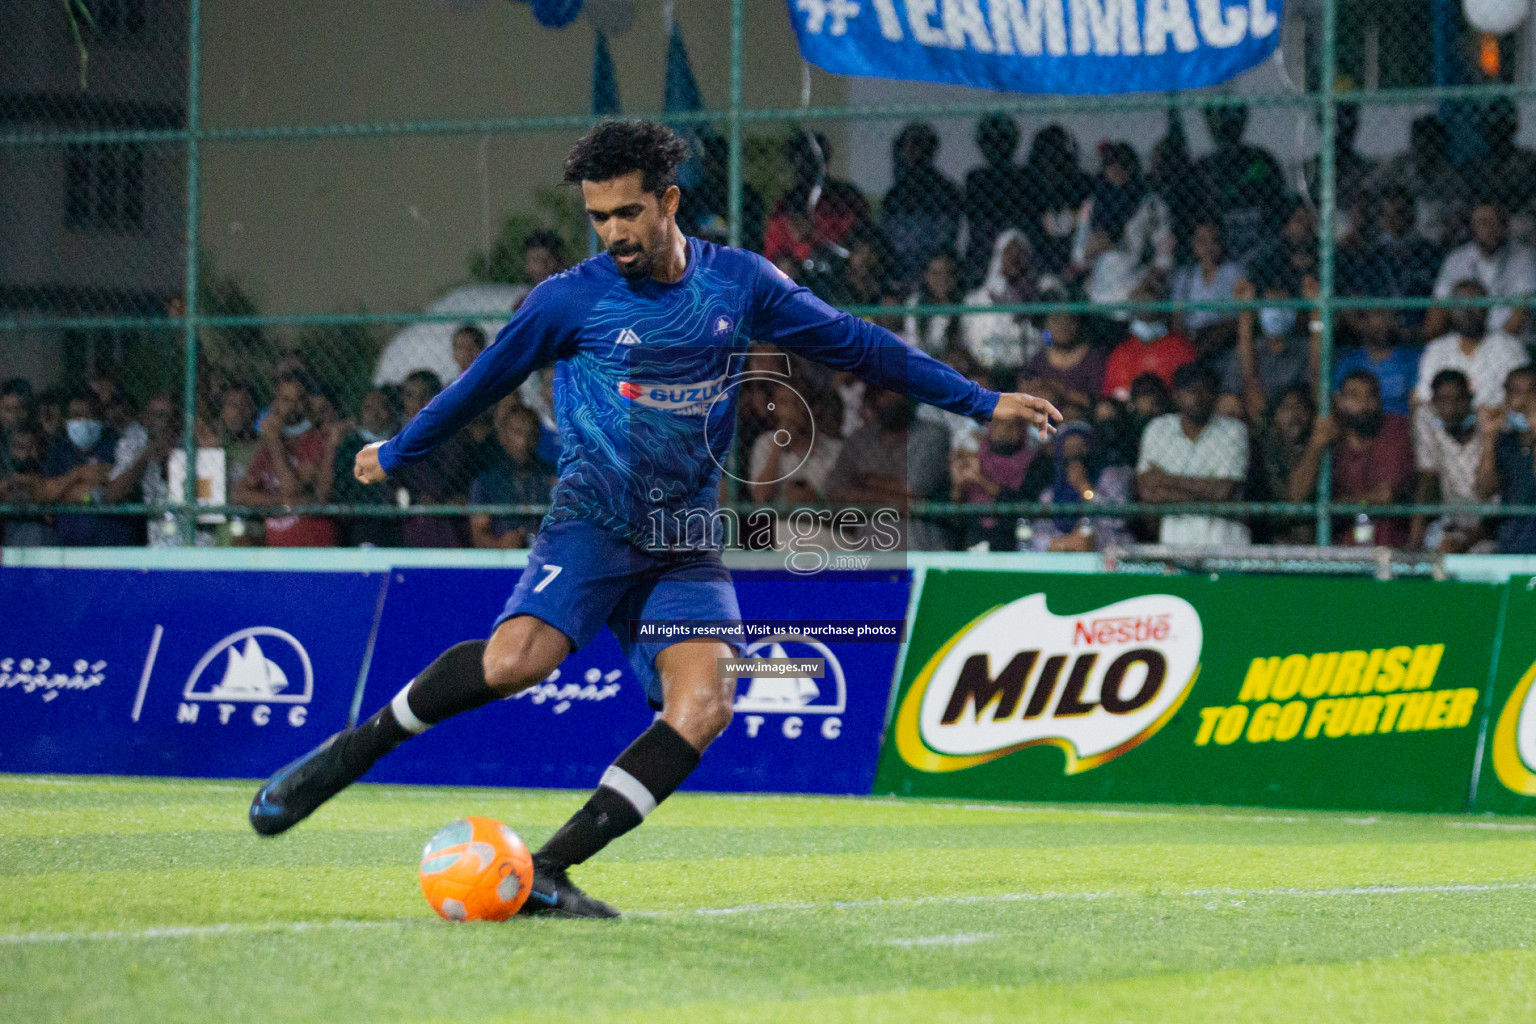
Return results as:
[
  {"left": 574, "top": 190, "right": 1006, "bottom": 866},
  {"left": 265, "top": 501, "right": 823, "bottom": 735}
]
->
[{"left": 249, "top": 121, "right": 1060, "bottom": 918}]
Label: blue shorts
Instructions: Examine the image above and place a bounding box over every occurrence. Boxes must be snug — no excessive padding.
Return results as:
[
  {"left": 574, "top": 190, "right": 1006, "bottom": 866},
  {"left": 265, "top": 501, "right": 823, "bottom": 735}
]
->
[{"left": 494, "top": 518, "right": 741, "bottom": 708}]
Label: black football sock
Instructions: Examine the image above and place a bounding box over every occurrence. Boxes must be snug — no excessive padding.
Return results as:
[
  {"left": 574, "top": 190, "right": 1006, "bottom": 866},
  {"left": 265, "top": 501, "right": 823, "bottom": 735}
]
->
[
  {"left": 336, "top": 640, "right": 497, "bottom": 777},
  {"left": 536, "top": 720, "right": 702, "bottom": 871}
]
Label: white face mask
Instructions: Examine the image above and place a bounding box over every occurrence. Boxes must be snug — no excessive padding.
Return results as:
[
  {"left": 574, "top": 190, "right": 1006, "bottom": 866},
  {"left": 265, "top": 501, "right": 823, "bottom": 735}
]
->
[
  {"left": 281, "top": 418, "right": 313, "bottom": 437},
  {"left": 66, "top": 418, "right": 103, "bottom": 451},
  {"left": 1259, "top": 307, "right": 1294, "bottom": 338},
  {"left": 1129, "top": 320, "right": 1166, "bottom": 342}
]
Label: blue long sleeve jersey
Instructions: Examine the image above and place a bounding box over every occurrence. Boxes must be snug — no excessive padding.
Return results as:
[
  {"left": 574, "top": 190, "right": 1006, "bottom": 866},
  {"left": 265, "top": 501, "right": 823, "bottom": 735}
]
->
[{"left": 378, "top": 237, "right": 1000, "bottom": 550}]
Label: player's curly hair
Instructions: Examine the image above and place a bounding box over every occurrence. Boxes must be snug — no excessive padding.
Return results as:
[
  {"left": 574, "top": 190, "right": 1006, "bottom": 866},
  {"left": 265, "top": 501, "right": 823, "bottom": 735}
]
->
[{"left": 562, "top": 120, "right": 691, "bottom": 196}]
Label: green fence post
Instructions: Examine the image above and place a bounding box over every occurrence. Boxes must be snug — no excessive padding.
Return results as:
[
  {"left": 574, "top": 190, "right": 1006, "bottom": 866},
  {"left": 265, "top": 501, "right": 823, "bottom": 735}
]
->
[{"left": 178, "top": 0, "right": 203, "bottom": 546}]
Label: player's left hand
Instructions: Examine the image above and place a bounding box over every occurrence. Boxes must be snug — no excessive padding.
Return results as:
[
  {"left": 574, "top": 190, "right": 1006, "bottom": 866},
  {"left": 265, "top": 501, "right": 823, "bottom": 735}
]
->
[
  {"left": 354, "top": 442, "right": 388, "bottom": 484},
  {"left": 993, "top": 392, "right": 1063, "bottom": 439}
]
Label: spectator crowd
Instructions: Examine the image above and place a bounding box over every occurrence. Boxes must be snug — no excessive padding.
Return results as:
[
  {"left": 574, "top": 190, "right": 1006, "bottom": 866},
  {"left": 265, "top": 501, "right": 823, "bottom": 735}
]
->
[{"left": 8, "top": 102, "right": 1536, "bottom": 555}]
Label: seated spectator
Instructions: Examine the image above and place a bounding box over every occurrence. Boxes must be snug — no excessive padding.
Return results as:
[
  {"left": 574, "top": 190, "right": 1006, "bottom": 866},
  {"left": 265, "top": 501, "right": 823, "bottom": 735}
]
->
[
  {"left": 1469, "top": 99, "right": 1536, "bottom": 240},
  {"left": 326, "top": 386, "right": 401, "bottom": 548},
  {"left": 1220, "top": 273, "right": 1319, "bottom": 423},
  {"left": 35, "top": 390, "right": 65, "bottom": 445},
  {"left": 1476, "top": 366, "right": 1536, "bottom": 552},
  {"left": 1376, "top": 184, "right": 1443, "bottom": 324},
  {"left": 821, "top": 225, "right": 890, "bottom": 307},
  {"left": 231, "top": 373, "right": 337, "bottom": 547},
  {"left": 1365, "top": 113, "right": 1464, "bottom": 249},
  {"left": 961, "top": 229, "right": 1044, "bottom": 373},
  {"left": 825, "top": 387, "right": 951, "bottom": 551},
  {"left": 1170, "top": 219, "right": 1244, "bottom": 346},
  {"left": 1024, "top": 301, "right": 1107, "bottom": 409},
  {"left": 1334, "top": 307, "right": 1418, "bottom": 416},
  {"left": 39, "top": 393, "right": 136, "bottom": 546},
  {"left": 950, "top": 414, "right": 1040, "bottom": 550},
  {"left": 962, "top": 114, "right": 1029, "bottom": 287},
  {"left": 0, "top": 378, "right": 32, "bottom": 440},
  {"left": 1427, "top": 202, "right": 1536, "bottom": 339},
  {"left": 1416, "top": 279, "right": 1530, "bottom": 408},
  {"left": 1289, "top": 370, "right": 1413, "bottom": 547},
  {"left": 103, "top": 394, "right": 177, "bottom": 538},
  {"left": 881, "top": 122, "right": 961, "bottom": 290},
  {"left": 392, "top": 369, "right": 473, "bottom": 547},
  {"left": 902, "top": 250, "right": 965, "bottom": 358},
  {"left": 1248, "top": 194, "right": 1319, "bottom": 289},
  {"left": 750, "top": 381, "right": 842, "bottom": 506},
  {"left": 765, "top": 132, "right": 870, "bottom": 268},
  {"left": 1137, "top": 363, "right": 1251, "bottom": 546},
  {"left": 1, "top": 425, "right": 54, "bottom": 546},
  {"left": 1027, "top": 421, "right": 1134, "bottom": 552},
  {"left": 1070, "top": 142, "right": 1174, "bottom": 308},
  {"left": 1101, "top": 282, "right": 1196, "bottom": 401},
  {"left": 211, "top": 383, "right": 263, "bottom": 544},
  {"left": 1411, "top": 370, "right": 1487, "bottom": 553},
  {"left": 1099, "top": 371, "right": 1172, "bottom": 468},
  {"left": 1195, "top": 103, "right": 1287, "bottom": 263},
  {"left": 1250, "top": 383, "right": 1316, "bottom": 544},
  {"left": 452, "top": 324, "right": 488, "bottom": 380},
  {"left": 469, "top": 400, "right": 553, "bottom": 550},
  {"left": 1333, "top": 191, "right": 1401, "bottom": 300},
  {"left": 1020, "top": 124, "right": 1092, "bottom": 277}
]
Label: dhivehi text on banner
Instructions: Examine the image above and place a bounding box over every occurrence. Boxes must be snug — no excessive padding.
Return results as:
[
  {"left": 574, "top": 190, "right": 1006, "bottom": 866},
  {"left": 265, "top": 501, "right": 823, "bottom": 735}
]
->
[{"left": 788, "top": 0, "right": 1283, "bottom": 96}]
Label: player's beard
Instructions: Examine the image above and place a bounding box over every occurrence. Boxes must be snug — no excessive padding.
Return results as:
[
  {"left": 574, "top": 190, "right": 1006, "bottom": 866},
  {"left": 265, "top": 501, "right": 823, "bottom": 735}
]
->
[{"left": 609, "top": 240, "right": 652, "bottom": 280}]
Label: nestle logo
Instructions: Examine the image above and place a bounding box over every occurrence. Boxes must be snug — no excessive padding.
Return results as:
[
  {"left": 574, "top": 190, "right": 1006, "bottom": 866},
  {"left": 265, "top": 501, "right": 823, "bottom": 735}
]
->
[{"left": 1072, "top": 615, "right": 1171, "bottom": 646}]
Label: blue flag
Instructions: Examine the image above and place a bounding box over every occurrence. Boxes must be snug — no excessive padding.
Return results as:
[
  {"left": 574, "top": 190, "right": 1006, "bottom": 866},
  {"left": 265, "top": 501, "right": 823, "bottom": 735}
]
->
[
  {"left": 592, "top": 28, "right": 621, "bottom": 115},
  {"left": 664, "top": 19, "right": 704, "bottom": 189},
  {"left": 786, "top": 0, "right": 1283, "bottom": 96}
]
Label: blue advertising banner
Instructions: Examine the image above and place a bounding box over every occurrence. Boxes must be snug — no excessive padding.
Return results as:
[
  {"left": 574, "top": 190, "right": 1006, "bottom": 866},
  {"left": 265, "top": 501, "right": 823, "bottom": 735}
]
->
[
  {"left": 787, "top": 0, "right": 1283, "bottom": 95},
  {"left": 0, "top": 568, "right": 384, "bottom": 778},
  {"left": 356, "top": 567, "right": 910, "bottom": 795}
]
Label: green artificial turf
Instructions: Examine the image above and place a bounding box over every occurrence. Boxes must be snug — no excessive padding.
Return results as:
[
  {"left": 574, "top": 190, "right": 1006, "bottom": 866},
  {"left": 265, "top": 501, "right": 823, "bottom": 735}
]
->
[{"left": 3, "top": 775, "right": 1536, "bottom": 1023}]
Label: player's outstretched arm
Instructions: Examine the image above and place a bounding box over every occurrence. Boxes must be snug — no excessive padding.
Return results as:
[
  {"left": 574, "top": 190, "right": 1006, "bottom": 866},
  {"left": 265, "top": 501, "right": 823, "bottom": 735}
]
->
[{"left": 992, "top": 391, "right": 1063, "bottom": 439}]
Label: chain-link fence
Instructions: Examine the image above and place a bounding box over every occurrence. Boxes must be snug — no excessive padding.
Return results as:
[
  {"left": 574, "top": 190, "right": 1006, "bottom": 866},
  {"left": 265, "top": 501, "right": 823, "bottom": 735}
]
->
[{"left": 4, "top": 0, "right": 1536, "bottom": 555}]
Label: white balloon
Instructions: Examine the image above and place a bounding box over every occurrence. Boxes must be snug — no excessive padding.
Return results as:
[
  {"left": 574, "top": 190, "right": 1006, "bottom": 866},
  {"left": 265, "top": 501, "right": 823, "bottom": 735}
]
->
[{"left": 1464, "top": 0, "right": 1529, "bottom": 35}]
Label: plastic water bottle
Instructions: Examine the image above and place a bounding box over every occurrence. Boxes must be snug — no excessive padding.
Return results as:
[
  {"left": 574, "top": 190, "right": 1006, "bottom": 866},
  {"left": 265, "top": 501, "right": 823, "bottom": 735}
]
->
[
  {"left": 1014, "top": 518, "right": 1033, "bottom": 550},
  {"left": 1353, "top": 513, "right": 1375, "bottom": 546}
]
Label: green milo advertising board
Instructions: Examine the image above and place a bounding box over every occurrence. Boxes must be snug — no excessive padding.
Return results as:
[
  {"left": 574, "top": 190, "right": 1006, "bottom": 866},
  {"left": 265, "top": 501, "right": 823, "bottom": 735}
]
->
[{"left": 875, "top": 570, "right": 1504, "bottom": 812}]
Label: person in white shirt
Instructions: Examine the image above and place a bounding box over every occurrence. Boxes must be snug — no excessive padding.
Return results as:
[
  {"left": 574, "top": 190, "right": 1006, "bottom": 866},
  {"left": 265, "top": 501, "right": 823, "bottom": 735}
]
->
[
  {"left": 1071, "top": 142, "right": 1176, "bottom": 310},
  {"left": 1428, "top": 202, "right": 1536, "bottom": 339},
  {"left": 961, "top": 229, "right": 1045, "bottom": 373},
  {"left": 1171, "top": 218, "right": 1245, "bottom": 339},
  {"left": 1416, "top": 278, "right": 1531, "bottom": 408},
  {"left": 1137, "top": 362, "right": 1251, "bottom": 546}
]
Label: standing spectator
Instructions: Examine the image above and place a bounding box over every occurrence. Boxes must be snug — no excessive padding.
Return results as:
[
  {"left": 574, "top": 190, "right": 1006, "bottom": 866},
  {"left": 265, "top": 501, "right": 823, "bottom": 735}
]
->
[
  {"left": 451, "top": 324, "right": 488, "bottom": 380},
  {"left": 1024, "top": 300, "right": 1107, "bottom": 408},
  {"left": 881, "top": 122, "right": 962, "bottom": 290},
  {"left": 1470, "top": 99, "right": 1536, "bottom": 239},
  {"left": 1427, "top": 203, "right": 1536, "bottom": 339},
  {"left": 962, "top": 114, "right": 1028, "bottom": 286},
  {"left": 469, "top": 400, "right": 553, "bottom": 550},
  {"left": 1195, "top": 103, "right": 1287, "bottom": 263},
  {"left": 1027, "top": 421, "right": 1134, "bottom": 552},
  {"left": 1, "top": 426, "right": 54, "bottom": 546},
  {"left": 1220, "top": 274, "right": 1319, "bottom": 423},
  {"left": 213, "top": 383, "right": 263, "bottom": 544},
  {"left": 825, "top": 387, "right": 951, "bottom": 551},
  {"left": 764, "top": 132, "right": 870, "bottom": 267},
  {"left": 1249, "top": 384, "right": 1316, "bottom": 544},
  {"left": 1416, "top": 279, "right": 1530, "bottom": 407},
  {"left": 1476, "top": 366, "right": 1536, "bottom": 552},
  {"left": 961, "top": 229, "right": 1044, "bottom": 374},
  {"left": 392, "top": 369, "right": 474, "bottom": 547},
  {"left": 950, "top": 414, "right": 1040, "bottom": 550},
  {"left": 1171, "top": 219, "right": 1245, "bottom": 346},
  {"left": 0, "top": 378, "right": 30, "bottom": 440},
  {"left": 1101, "top": 281, "right": 1196, "bottom": 401},
  {"left": 902, "top": 250, "right": 965, "bottom": 359},
  {"left": 1410, "top": 370, "right": 1486, "bottom": 553},
  {"left": 1137, "top": 363, "right": 1251, "bottom": 546},
  {"left": 1020, "top": 124, "right": 1092, "bottom": 278},
  {"left": 39, "top": 393, "right": 136, "bottom": 546},
  {"left": 1376, "top": 185, "right": 1443, "bottom": 323},
  {"left": 1289, "top": 370, "right": 1414, "bottom": 547},
  {"left": 677, "top": 132, "right": 765, "bottom": 254},
  {"left": 1366, "top": 114, "right": 1464, "bottom": 248},
  {"left": 1070, "top": 142, "right": 1174, "bottom": 308},
  {"left": 1149, "top": 109, "right": 1209, "bottom": 265},
  {"left": 325, "top": 386, "right": 400, "bottom": 548},
  {"left": 35, "top": 391, "right": 65, "bottom": 444},
  {"left": 1304, "top": 103, "right": 1378, "bottom": 220},
  {"left": 1333, "top": 307, "right": 1418, "bottom": 416},
  {"left": 232, "top": 374, "right": 337, "bottom": 547}
]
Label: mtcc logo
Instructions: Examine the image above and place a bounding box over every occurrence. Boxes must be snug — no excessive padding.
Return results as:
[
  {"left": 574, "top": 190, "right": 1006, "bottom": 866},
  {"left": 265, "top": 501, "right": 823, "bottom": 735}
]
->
[
  {"left": 179, "top": 627, "right": 313, "bottom": 728},
  {"left": 734, "top": 634, "right": 846, "bottom": 741}
]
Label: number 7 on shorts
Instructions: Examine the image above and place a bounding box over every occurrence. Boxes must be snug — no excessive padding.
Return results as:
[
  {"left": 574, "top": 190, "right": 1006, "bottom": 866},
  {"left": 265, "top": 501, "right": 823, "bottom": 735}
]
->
[{"left": 532, "top": 564, "right": 563, "bottom": 593}]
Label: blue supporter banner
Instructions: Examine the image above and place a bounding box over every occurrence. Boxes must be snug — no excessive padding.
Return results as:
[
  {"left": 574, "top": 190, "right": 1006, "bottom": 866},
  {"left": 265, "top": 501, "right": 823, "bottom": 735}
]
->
[
  {"left": 787, "top": 0, "right": 1283, "bottom": 96},
  {"left": 0, "top": 568, "right": 384, "bottom": 778},
  {"left": 357, "top": 568, "right": 910, "bottom": 795}
]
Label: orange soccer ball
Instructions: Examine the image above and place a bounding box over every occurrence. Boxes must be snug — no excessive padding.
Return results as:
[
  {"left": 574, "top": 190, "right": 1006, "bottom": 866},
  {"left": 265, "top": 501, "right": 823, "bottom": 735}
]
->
[{"left": 418, "top": 816, "right": 534, "bottom": 921}]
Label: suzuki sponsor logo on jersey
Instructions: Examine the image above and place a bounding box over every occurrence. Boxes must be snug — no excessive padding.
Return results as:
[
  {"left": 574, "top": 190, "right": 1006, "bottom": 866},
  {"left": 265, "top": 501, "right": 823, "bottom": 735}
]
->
[
  {"left": 734, "top": 635, "right": 847, "bottom": 740},
  {"left": 896, "top": 594, "right": 1202, "bottom": 774},
  {"left": 1492, "top": 658, "right": 1536, "bottom": 796},
  {"left": 178, "top": 627, "right": 314, "bottom": 728},
  {"left": 617, "top": 374, "right": 728, "bottom": 417},
  {"left": 1, "top": 657, "right": 107, "bottom": 702}
]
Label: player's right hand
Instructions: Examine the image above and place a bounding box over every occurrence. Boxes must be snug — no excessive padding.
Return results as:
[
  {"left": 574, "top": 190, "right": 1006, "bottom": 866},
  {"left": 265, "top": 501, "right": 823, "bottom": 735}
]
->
[
  {"left": 354, "top": 441, "right": 388, "bottom": 484},
  {"left": 993, "top": 391, "right": 1063, "bottom": 439}
]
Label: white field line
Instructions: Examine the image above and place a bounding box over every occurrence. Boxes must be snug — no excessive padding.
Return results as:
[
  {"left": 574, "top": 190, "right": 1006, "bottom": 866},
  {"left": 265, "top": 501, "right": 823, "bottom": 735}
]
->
[
  {"left": 8, "top": 880, "right": 1536, "bottom": 946},
  {"left": 885, "top": 932, "right": 998, "bottom": 947}
]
